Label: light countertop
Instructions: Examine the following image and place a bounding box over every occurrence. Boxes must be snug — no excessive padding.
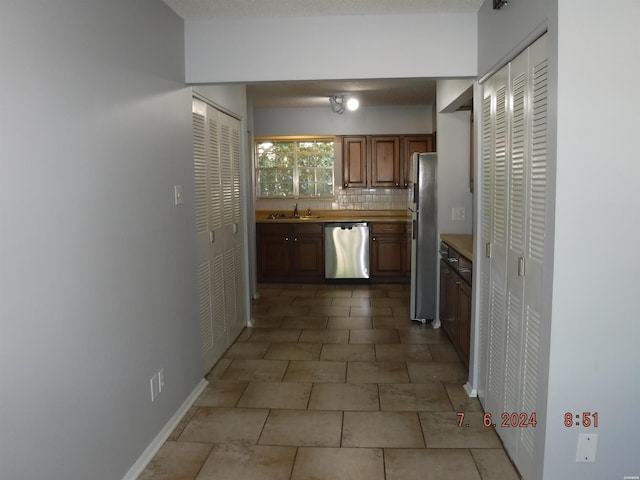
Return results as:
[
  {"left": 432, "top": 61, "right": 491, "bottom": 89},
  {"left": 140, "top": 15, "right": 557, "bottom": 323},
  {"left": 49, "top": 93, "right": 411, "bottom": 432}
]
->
[
  {"left": 256, "top": 209, "right": 410, "bottom": 224},
  {"left": 441, "top": 234, "right": 473, "bottom": 261}
]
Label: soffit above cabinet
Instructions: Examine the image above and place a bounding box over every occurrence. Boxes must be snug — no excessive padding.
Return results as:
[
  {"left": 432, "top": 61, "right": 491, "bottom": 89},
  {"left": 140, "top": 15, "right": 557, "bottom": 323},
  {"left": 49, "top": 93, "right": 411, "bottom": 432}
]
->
[{"left": 163, "top": 0, "right": 484, "bottom": 20}]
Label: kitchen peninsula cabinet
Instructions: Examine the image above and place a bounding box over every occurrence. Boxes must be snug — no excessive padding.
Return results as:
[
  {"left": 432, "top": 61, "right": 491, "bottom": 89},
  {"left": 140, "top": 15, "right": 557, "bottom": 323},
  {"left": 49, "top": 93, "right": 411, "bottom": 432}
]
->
[
  {"left": 257, "top": 223, "right": 324, "bottom": 282},
  {"left": 439, "top": 237, "right": 472, "bottom": 367},
  {"left": 370, "top": 222, "right": 410, "bottom": 282}
]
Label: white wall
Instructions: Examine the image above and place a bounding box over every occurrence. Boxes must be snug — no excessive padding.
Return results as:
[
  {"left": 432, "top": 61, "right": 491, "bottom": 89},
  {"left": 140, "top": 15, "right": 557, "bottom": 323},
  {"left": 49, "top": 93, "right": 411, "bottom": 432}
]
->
[
  {"left": 543, "top": 1, "right": 640, "bottom": 478},
  {"left": 185, "top": 14, "right": 477, "bottom": 83},
  {"left": 0, "top": 2, "right": 202, "bottom": 479},
  {"left": 254, "top": 105, "right": 433, "bottom": 137},
  {"left": 436, "top": 81, "right": 474, "bottom": 235},
  {"left": 477, "top": 0, "right": 640, "bottom": 478},
  {"left": 477, "top": 0, "right": 547, "bottom": 78}
]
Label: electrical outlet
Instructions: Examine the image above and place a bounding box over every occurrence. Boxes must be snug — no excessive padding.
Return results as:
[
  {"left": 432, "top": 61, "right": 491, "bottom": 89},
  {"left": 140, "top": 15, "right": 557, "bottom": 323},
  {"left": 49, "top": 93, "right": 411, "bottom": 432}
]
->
[
  {"left": 576, "top": 433, "right": 598, "bottom": 462},
  {"left": 158, "top": 368, "right": 165, "bottom": 393},
  {"left": 452, "top": 207, "right": 466, "bottom": 221}
]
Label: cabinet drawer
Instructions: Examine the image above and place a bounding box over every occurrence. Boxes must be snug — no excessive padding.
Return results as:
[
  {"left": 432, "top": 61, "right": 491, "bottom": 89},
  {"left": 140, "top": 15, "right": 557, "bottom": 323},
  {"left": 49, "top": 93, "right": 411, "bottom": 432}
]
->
[
  {"left": 258, "top": 223, "right": 290, "bottom": 235},
  {"left": 371, "top": 222, "right": 405, "bottom": 235},
  {"left": 293, "top": 223, "right": 323, "bottom": 235}
]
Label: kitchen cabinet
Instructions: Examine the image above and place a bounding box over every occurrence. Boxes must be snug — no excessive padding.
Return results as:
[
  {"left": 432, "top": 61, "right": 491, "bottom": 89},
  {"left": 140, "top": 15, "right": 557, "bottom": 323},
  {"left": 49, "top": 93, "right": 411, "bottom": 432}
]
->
[
  {"left": 402, "top": 135, "right": 434, "bottom": 188},
  {"left": 342, "top": 135, "right": 402, "bottom": 188},
  {"left": 370, "top": 222, "right": 410, "bottom": 282},
  {"left": 370, "top": 136, "right": 401, "bottom": 188},
  {"left": 439, "top": 242, "right": 472, "bottom": 367},
  {"left": 342, "top": 136, "right": 368, "bottom": 188},
  {"left": 257, "top": 223, "right": 324, "bottom": 282}
]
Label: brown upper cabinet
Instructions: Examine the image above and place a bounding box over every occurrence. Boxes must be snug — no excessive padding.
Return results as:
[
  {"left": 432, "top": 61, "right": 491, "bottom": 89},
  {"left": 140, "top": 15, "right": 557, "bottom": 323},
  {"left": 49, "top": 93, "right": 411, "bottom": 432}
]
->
[
  {"left": 342, "top": 134, "right": 434, "bottom": 189},
  {"left": 342, "top": 136, "right": 368, "bottom": 188},
  {"left": 402, "top": 135, "right": 434, "bottom": 188},
  {"left": 370, "top": 136, "right": 401, "bottom": 188}
]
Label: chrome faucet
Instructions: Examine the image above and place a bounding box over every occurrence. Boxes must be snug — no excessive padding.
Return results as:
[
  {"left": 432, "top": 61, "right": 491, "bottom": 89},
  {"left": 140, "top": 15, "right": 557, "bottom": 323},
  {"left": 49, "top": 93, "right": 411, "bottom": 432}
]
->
[{"left": 293, "top": 203, "right": 299, "bottom": 218}]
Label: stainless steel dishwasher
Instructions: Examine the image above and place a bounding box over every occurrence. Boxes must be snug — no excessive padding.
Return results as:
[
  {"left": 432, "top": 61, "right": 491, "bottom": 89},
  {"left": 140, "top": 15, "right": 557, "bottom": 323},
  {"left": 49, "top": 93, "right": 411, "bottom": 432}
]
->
[{"left": 324, "top": 222, "right": 370, "bottom": 280}]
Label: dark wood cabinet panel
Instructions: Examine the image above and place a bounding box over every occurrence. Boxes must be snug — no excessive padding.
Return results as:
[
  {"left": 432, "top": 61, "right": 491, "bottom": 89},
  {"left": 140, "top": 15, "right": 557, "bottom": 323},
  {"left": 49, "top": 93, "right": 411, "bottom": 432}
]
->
[
  {"left": 402, "top": 135, "right": 434, "bottom": 188},
  {"left": 370, "top": 136, "right": 401, "bottom": 187},
  {"left": 370, "top": 222, "right": 410, "bottom": 282},
  {"left": 458, "top": 281, "right": 472, "bottom": 364},
  {"left": 342, "top": 136, "right": 367, "bottom": 188},
  {"left": 438, "top": 242, "right": 472, "bottom": 368},
  {"left": 257, "top": 223, "right": 324, "bottom": 282},
  {"left": 343, "top": 135, "right": 433, "bottom": 189},
  {"left": 293, "top": 235, "right": 324, "bottom": 278}
]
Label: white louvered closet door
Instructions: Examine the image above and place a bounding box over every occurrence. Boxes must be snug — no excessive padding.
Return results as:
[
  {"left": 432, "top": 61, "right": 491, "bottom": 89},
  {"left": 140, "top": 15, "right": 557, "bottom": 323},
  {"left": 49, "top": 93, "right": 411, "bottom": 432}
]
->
[
  {"left": 478, "top": 34, "right": 547, "bottom": 480},
  {"left": 219, "top": 112, "right": 245, "bottom": 345},
  {"left": 193, "top": 98, "right": 246, "bottom": 373},
  {"left": 516, "top": 34, "right": 547, "bottom": 479},
  {"left": 481, "top": 63, "right": 510, "bottom": 420},
  {"left": 477, "top": 92, "right": 494, "bottom": 404}
]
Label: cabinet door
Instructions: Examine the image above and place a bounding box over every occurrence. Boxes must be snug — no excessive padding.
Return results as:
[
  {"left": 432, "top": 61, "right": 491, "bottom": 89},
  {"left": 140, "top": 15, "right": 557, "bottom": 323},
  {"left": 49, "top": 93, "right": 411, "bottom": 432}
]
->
[
  {"left": 439, "top": 259, "right": 450, "bottom": 325},
  {"left": 293, "top": 235, "right": 324, "bottom": 279},
  {"left": 458, "top": 280, "right": 472, "bottom": 367},
  {"left": 370, "top": 136, "right": 401, "bottom": 188},
  {"left": 443, "top": 265, "right": 459, "bottom": 343},
  {"left": 257, "top": 224, "right": 291, "bottom": 281},
  {"left": 402, "top": 135, "right": 434, "bottom": 188},
  {"left": 342, "top": 136, "right": 367, "bottom": 188}
]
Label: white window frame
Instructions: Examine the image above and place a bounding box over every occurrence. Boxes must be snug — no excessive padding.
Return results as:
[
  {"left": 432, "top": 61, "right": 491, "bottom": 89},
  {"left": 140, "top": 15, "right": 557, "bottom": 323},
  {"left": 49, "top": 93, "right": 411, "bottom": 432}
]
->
[{"left": 255, "top": 136, "right": 336, "bottom": 199}]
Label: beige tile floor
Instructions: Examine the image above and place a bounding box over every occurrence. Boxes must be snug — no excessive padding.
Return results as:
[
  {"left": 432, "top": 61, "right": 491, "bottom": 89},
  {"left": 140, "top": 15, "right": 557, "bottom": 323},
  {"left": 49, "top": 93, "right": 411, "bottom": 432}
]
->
[{"left": 140, "top": 283, "right": 521, "bottom": 480}]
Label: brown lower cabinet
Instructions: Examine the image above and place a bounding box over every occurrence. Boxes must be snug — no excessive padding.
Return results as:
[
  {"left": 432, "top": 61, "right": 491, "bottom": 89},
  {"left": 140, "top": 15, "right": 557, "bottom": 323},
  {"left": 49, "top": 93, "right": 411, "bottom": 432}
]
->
[
  {"left": 257, "top": 223, "right": 324, "bottom": 282},
  {"left": 370, "top": 222, "right": 410, "bottom": 283},
  {"left": 439, "top": 246, "right": 472, "bottom": 367},
  {"left": 257, "top": 221, "right": 410, "bottom": 284}
]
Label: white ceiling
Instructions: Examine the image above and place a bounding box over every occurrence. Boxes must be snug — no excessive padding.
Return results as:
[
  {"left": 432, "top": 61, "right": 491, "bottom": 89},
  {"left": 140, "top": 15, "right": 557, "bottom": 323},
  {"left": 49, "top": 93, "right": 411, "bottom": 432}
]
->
[{"left": 163, "top": 0, "right": 483, "bottom": 108}]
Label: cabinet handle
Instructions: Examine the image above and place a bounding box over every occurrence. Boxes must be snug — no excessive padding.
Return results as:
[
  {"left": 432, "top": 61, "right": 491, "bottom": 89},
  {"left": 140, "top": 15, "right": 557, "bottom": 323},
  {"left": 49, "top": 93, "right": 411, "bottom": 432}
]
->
[
  {"left": 459, "top": 267, "right": 471, "bottom": 273},
  {"left": 285, "top": 237, "right": 289, "bottom": 241},
  {"left": 518, "top": 257, "right": 525, "bottom": 276},
  {"left": 372, "top": 237, "right": 376, "bottom": 241},
  {"left": 294, "top": 238, "right": 298, "bottom": 242}
]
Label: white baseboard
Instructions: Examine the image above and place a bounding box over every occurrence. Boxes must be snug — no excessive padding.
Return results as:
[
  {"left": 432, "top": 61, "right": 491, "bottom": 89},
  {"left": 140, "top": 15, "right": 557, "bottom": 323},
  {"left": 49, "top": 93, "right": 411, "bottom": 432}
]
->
[
  {"left": 122, "top": 378, "right": 208, "bottom": 480},
  {"left": 463, "top": 382, "right": 478, "bottom": 397}
]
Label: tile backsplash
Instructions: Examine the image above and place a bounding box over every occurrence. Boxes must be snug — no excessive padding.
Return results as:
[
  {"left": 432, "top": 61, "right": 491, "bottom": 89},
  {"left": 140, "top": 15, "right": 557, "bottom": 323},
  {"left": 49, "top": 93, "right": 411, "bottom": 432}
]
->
[{"left": 255, "top": 187, "right": 409, "bottom": 212}]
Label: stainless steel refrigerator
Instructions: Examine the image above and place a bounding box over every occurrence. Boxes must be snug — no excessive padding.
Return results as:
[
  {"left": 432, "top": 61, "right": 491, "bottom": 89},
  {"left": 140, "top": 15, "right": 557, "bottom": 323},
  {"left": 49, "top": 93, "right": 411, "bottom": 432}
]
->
[{"left": 408, "top": 152, "right": 438, "bottom": 325}]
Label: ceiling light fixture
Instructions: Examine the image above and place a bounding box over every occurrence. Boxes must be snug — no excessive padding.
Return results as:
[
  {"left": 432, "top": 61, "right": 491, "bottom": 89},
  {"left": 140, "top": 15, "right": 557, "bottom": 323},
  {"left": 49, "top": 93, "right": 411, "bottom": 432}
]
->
[{"left": 329, "top": 95, "right": 359, "bottom": 114}]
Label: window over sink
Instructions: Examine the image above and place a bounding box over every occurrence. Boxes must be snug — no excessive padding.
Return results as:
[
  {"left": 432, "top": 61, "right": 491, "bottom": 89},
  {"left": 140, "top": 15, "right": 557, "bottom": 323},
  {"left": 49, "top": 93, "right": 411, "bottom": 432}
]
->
[{"left": 255, "top": 137, "right": 335, "bottom": 198}]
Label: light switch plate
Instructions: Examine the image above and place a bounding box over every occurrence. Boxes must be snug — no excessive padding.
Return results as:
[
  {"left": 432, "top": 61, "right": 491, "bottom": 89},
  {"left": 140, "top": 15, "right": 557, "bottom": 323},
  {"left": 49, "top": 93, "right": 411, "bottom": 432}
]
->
[
  {"left": 576, "top": 433, "right": 598, "bottom": 462},
  {"left": 452, "top": 207, "right": 466, "bottom": 221},
  {"left": 174, "top": 185, "right": 183, "bottom": 206}
]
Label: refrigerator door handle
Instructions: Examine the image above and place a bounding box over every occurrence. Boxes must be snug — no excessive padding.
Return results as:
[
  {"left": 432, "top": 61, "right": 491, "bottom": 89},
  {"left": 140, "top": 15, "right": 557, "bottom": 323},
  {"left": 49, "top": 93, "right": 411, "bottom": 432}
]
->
[{"left": 412, "top": 218, "right": 417, "bottom": 240}]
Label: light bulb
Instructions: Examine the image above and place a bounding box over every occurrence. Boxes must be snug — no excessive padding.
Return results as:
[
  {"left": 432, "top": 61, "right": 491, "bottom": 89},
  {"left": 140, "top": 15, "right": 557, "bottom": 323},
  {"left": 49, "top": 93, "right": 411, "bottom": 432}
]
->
[{"left": 346, "top": 97, "right": 359, "bottom": 111}]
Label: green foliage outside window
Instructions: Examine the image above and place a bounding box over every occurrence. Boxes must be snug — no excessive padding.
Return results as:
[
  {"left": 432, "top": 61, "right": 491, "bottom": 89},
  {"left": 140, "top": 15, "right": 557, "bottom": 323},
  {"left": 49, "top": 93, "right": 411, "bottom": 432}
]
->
[{"left": 256, "top": 138, "right": 334, "bottom": 198}]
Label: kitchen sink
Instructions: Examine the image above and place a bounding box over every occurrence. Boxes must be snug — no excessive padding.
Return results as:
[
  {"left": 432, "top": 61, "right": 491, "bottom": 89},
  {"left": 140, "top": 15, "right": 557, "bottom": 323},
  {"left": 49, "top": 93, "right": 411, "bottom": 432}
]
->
[{"left": 267, "top": 213, "right": 320, "bottom": 220}]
